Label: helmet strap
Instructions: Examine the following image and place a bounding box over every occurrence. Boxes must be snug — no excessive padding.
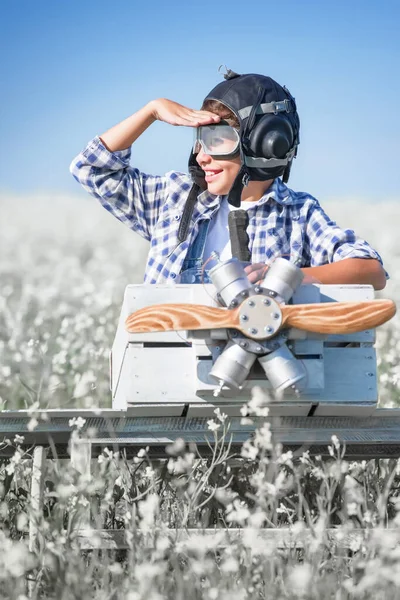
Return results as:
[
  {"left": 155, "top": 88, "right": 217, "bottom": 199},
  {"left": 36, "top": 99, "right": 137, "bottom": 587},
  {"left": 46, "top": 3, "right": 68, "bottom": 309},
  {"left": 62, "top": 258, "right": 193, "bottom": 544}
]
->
[
  {"left": 178, "top": 181, "right": 200, "bottom": 243},
  {"left": 227, "top": 164, "right": 248, "bottom": 208}
]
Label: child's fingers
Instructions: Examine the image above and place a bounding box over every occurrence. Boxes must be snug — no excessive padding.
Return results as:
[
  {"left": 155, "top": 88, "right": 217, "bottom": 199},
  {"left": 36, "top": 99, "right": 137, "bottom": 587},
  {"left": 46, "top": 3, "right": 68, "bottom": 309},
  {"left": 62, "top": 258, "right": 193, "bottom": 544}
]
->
[
  {"left": 184, "top": 110, "right": 221, "bottom": 126},
  {"left": 244, "top": 263, "right": 269, "bottom": 284}
]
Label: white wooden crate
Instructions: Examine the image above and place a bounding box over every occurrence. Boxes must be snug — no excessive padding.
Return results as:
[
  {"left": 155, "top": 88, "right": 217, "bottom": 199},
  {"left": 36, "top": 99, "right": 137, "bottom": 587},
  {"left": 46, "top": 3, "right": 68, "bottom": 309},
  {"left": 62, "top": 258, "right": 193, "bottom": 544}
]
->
[{"left": 111, "top": 283, "right": 377, "bottom": 416}]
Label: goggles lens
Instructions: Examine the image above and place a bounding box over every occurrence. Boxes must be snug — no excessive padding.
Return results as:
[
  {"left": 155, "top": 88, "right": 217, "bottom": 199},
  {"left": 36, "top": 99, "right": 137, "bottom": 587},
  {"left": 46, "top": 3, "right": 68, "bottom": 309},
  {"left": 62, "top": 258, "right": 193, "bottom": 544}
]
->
[{"left": 193, "top": 124, "right": 240, "bottom": 157}]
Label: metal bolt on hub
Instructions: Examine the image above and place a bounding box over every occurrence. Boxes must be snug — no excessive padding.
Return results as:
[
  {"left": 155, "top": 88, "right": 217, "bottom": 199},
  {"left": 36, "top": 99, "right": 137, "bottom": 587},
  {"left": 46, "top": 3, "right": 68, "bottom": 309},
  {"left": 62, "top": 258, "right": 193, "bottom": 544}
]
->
[
  {"left": 249, "top": 328, "right": 258, "bottom": 335},
  {"left": 263, "top": 298, "right": 271, "bottom": 306},
  {"left": 240, "top": 314, "right": 248, "bottom": 322}
]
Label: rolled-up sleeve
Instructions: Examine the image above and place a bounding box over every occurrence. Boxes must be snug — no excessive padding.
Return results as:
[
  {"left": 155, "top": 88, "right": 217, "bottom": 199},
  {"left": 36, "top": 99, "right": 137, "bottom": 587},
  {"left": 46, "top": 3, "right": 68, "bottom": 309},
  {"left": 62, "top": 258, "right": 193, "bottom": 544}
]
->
[
  {"left": 304, "top": 201, "right": 389, "bottom": 277},
  {"left": 69, "top": 136, "right": 168, "bottom": 241}
]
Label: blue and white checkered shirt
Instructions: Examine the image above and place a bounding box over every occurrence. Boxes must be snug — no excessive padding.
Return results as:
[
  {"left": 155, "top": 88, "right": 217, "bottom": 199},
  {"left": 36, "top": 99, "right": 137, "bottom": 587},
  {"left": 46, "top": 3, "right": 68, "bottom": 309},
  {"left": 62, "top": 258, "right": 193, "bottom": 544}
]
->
[{"left": 70, "top": 136, "right": 386, "bottom": 284}]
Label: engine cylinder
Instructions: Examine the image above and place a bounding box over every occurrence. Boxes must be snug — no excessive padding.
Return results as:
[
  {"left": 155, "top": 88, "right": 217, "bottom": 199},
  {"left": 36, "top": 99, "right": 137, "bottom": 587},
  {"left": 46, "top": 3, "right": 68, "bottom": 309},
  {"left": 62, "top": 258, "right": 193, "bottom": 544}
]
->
[
  {"left": 258, "top": 343, "right": 306, "bottom": 393},
  {"left": 210, "top": 341, "right": 257, "bottom": 389},
  {"left": 209, "top": 258, "right": 252, "bottom": 307},
  {"left": 262, "top": 257, "right": 304, "bottom": 303}
]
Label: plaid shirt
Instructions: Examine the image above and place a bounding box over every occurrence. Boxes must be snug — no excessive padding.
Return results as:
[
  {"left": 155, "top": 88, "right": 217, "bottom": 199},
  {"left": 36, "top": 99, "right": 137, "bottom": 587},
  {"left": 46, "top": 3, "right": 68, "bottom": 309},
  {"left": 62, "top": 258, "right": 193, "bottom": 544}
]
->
[{"left": 70, "top": 136, "right": 386, "bottom": 284}]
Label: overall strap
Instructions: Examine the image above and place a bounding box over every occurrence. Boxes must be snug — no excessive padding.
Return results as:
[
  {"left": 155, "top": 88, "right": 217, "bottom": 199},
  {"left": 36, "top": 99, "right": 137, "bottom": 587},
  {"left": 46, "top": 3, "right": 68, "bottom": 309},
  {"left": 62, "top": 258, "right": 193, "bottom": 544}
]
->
[{"left": 185, "top": 219, "right": 210, "bottom": 261}]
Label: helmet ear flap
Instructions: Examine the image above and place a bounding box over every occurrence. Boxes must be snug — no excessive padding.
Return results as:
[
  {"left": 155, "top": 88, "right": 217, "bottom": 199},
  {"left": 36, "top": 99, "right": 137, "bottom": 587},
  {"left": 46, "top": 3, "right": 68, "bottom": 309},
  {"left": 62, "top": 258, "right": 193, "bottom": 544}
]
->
[{"left": 248, "top": 115, "right": 294, "bottom": 159}]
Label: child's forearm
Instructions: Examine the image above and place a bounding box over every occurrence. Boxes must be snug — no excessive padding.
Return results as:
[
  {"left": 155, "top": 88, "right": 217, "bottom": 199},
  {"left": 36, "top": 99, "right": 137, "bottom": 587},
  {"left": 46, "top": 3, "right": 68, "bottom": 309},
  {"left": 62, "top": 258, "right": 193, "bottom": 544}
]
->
[
  {"left": 99, "top": 102, "right": 157, "bottom": 152},
  {"left": 301, "top": 258, "right": 387, "bottom": 290}
]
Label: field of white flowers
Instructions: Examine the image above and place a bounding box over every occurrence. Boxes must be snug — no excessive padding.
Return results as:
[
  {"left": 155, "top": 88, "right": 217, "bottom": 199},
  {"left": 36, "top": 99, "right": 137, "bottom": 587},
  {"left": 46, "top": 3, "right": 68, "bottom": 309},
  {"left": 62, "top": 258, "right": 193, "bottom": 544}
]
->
[{"left": 1, "top": 191, "right": 400, "bottom": 599}]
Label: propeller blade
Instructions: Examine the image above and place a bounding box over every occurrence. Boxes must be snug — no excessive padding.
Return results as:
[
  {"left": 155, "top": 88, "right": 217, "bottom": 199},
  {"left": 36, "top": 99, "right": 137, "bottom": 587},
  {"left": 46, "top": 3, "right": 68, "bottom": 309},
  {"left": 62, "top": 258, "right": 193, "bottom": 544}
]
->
[
  {"left": 281, "top": 299, "right": 396, "bottom": 334},
  {"left": 125, "top": 303, "right": 240, "bottom": 334}
]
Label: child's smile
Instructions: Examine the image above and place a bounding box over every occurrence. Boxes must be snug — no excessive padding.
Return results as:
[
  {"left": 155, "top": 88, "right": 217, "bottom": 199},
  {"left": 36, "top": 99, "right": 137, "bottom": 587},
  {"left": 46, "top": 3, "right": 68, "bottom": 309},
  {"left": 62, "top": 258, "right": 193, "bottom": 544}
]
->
[{"left": 196, "top": 149, "right": 241, "bottom": 195}]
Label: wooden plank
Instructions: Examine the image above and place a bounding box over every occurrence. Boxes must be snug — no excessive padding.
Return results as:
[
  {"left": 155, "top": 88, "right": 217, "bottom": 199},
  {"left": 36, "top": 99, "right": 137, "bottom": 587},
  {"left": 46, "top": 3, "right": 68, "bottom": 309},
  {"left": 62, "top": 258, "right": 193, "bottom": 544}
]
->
[
  {"left": 186, "top": 402, "right": 313, "bottom": 418},
  {"left": 122, "top": 346, "right": 195, "bottom": 403},
  {"left": 70, "top": 439, "right": 91, "bottom": 528},
  {"left": 76, "top": 527, "right": 400, "bottom": 551},
  {"left": 29, "top": 446, "right": 46, "bottom": 552},
  {"left": 306, "top": 347, "right": 377, "bottom": 404},
  {"left": 4, "top": 409, "right": 400, "bottom": 458}
]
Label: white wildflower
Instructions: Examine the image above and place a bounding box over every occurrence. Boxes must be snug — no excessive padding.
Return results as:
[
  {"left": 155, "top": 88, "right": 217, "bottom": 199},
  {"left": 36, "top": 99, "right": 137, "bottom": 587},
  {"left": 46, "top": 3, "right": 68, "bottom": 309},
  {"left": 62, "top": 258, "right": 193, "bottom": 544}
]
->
[
  {"left": 247, "top": 385, "right": 271, "bottom": 417},
  {"left": 68, "top": 416, "right": 86, "bottom": 430},
  {"left": 27, "top": 417, "right": 38, "bottom": 432},
  {"left": 207, "top": 419, "right": 220, "bottom": 432},
  {"left": 138, "top": 494, "right": 159, "bottom": 528},
  {"left": 287, "top": 563, "right": 312, "bottom": 596},
  {"left": 349, "top": 537, "right": 361, "bottom": 553},
  {"left": 254, "top": 422, "right": 272, "bottom": 450},
  {"left": 214, "top": 407, "right": 227, "bottom": 422},
  {"left": 241, "top": 440, "right": 259, "bottom": 460},
  {"left": 1, "top": 366, "right": 11, "bottom": 378},
  {"left": 277, "top": 450, "right": 293, "bottom": 466},
  {"left": 6, "top": 448, "right": 23, "bottom": 475},
  {"left": 347, "top": 502, "right": 359, "bottom": 516},
  {"left": 166, "top": 437, "right": 185, "bottom": 455},
  {"left": 226, "top": 499, "right": 250, "bottom": 525},
  {"left": 299, "top": 450, "right": 310, "bottom": 464},
  {"left": 27, "top": 401, "right": 40, "bottom": 413},
  {"left": 73, "top": 370, "right": 96, "bottom": 398},
  {"left": 331, "top": 434, "right": 340, "bottom": 450},
  {"left": 311, "top": 466, "right": 325, "bottom": 480}
]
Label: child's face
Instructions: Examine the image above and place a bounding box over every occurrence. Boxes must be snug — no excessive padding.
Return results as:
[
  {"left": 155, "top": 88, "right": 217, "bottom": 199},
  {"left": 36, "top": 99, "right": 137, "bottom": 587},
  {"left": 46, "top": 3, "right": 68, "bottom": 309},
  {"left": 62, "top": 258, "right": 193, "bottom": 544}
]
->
[{"left": 195, "top": 147, "right": 242, "bottom": 195}]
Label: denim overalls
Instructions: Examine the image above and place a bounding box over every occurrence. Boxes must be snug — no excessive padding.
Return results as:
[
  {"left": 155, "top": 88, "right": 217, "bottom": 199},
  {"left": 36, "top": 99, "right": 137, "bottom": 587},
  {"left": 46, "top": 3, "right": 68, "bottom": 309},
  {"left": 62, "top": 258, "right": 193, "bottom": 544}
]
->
[{"left": 179, "top": 220, "right": 213, "bottom": 284}]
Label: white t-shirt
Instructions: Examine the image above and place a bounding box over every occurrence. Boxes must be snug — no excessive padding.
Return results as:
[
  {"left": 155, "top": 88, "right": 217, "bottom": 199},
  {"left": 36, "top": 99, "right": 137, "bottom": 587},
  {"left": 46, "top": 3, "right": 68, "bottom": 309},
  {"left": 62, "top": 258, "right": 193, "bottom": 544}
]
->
[{"left": 203, "top": 198, "right": 260, "bottom": 262}]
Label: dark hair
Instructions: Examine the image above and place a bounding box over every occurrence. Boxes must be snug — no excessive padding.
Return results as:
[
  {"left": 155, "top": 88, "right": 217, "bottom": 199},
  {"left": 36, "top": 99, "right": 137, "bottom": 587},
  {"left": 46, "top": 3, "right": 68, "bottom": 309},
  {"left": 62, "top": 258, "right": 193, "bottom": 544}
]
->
[{"left": 201, "top": 99, "right": 240, "bottom": 129}]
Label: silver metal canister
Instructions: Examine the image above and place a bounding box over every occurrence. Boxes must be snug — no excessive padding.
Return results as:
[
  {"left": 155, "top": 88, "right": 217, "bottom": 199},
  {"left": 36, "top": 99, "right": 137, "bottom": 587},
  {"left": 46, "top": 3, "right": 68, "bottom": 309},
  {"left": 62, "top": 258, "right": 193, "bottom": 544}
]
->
[
  {"left": 209, "top": 257, "right": 252, "bottom": 307},
  {"left": 258, "top": 343, "right": 306, "bottom": 393},
  {"left": 210, "top": 341, "right": 257, "bottom": 389},
  {"left": 262, "top": 257, "right": 304, "bottom": 303}
]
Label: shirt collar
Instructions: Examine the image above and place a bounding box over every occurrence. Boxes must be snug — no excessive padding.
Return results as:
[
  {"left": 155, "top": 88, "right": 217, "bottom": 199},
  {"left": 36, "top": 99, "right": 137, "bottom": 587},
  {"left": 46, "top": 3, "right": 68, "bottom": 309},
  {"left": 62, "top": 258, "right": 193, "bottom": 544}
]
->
[
  {"left": 254, "top": 178, "right": 303, "bottom": 206},
  {"left": 196, "top": 177, "right": 303, "bottom": 210}
]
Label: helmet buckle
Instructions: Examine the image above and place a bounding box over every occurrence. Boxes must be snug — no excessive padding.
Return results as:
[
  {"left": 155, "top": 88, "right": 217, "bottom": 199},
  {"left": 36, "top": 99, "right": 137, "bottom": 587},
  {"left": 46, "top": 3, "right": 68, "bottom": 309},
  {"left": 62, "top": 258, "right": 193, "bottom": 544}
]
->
[{"left": 273, "top": 99, "right": 291, "bottom": 114}]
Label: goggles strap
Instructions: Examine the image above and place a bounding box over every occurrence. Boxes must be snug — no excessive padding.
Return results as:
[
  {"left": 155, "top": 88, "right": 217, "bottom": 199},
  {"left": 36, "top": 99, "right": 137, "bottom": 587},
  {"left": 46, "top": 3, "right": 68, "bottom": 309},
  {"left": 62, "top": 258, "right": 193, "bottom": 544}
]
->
[{"left": 238, "top": 99, "right": 296, "bottom": 119}]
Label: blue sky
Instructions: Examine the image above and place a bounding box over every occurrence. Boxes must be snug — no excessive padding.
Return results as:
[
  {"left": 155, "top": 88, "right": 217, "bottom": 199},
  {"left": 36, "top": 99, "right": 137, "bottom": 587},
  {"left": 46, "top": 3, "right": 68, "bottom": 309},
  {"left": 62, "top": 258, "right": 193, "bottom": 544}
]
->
[{"left": 1, "top": 0, "right": 399, "bottom": 201}]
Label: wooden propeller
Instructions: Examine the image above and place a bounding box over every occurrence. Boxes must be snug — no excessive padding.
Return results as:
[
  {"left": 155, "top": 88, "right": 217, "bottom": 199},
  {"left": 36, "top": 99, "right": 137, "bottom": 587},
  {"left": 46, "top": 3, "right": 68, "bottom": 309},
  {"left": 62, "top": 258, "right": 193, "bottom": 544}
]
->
[{"left": 125, "top": 299, "right": 396, "bottom": 339}]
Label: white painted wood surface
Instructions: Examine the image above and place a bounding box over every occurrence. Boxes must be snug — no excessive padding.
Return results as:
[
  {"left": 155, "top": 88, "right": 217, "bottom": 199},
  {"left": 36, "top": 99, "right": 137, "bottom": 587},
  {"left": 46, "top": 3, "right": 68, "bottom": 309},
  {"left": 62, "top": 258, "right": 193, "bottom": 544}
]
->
[{"left": 112, "top": 283, "right": 378, "bottom": 416}]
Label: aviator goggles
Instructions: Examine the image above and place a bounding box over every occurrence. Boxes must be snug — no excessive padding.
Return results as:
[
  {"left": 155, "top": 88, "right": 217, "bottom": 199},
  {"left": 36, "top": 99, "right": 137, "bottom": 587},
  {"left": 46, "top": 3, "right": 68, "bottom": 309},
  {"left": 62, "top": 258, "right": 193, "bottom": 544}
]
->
[{"left": 193, "top": 122, "right": 240, "bottom": 159}]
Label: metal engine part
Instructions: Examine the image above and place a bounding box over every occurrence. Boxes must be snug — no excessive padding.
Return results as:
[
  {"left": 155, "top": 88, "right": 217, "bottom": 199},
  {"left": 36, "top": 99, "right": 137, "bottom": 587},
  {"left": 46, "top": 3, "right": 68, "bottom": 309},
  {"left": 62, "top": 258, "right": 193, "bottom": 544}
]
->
[
  {"left": 228, "top": 330, "right": 288, "bottom": 355},
  {"left": 208, "top": 255, "right": 306, "bottom": 395},
  {"left": 262, "top": 257, "right": 304, "bottom": 303},
  {"left": 209, "top": 257, "right": 252, "bottom": 307},
  {"left": 237, "top": 294, "right": 283, "bottom": 340},
  {"left": 210, "top": 340, "right": 257, "bottom": 391},
  {"left": 258, "top": 343, "right": 307, "bottom": 394}
]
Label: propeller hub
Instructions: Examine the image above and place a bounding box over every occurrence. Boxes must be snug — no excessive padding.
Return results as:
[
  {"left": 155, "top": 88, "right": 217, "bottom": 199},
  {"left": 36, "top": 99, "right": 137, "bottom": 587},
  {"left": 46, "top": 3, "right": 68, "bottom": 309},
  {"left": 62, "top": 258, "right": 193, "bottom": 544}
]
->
[{"left": 237, "top": 295, "right": 283, "bottom": 340}]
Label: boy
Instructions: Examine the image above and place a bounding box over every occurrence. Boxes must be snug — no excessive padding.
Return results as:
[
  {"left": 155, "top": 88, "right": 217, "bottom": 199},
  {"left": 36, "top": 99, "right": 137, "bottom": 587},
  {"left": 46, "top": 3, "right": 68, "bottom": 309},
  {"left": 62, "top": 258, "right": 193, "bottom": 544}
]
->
[{"left": 70, "top": 70, "right": 387, "bottom": 289}]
